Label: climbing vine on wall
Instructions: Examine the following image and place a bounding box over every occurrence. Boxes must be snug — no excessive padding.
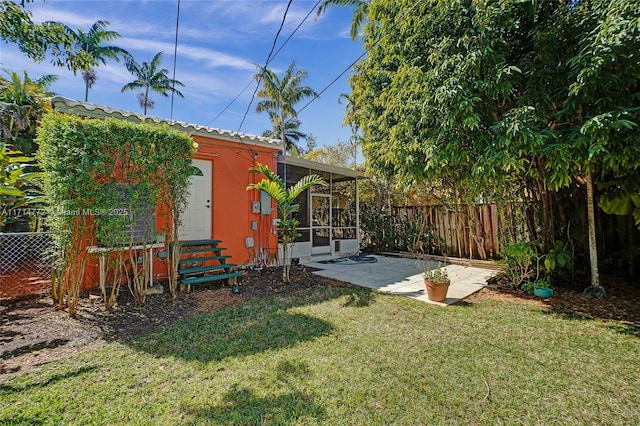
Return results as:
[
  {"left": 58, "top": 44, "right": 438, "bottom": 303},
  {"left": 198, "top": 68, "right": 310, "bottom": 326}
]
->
[{"left": 36, "top": 112, "right": 193, "bottom": 316}]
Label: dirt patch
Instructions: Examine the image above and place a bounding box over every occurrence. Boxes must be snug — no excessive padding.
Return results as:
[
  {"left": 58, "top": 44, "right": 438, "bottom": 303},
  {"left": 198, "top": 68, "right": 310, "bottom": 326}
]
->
[
  {"left": 2, "top": 264, "right": 640, "bottom": 382},
  {"left": 0, "top": 268, "right": 52, "bottom": 300}
]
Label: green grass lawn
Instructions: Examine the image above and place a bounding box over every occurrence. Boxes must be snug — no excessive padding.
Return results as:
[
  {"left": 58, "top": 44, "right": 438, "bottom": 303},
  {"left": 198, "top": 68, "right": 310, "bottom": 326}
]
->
[{"left": 2, "top": 286, "right": 639, "bottom": 425}]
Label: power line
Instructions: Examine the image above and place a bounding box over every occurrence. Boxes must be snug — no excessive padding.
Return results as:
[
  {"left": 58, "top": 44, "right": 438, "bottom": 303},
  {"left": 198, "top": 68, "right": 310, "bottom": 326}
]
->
[
  {"left": 207, "top": 79, "right": 254, "bottom": 126},
  {"left": 269, "top": 0, "right": 323, "bottom": 67},
  {"left": 170, "top": 0, "right": 181, "bottom": 121},
  {"left": 204, "top": 0, "right": 322, "bottom": 129},
  {"left": 209, "top": 0, "right": 424, "bottom": 137},
  {"left": 297, "top": 0, "right": 424, "bottom": 116}
]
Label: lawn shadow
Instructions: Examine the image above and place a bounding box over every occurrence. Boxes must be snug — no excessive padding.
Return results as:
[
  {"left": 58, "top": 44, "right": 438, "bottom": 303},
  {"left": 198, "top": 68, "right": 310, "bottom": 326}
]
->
[
  {"left": 342, "top": 289, "right": 376, "bottom": 307},
  {"left": 1, "top": 338, "right": 71, "bottom": 360},
  {"left": 124, "top": 289, "right": 344, "bottom": 363},
  {"left": 0, "top": 365, "right": 98, "bottom": 394},
  {"left": 186, "top": 358, "right": 323, "bottom": 423},
  {"left": 188, "top": 383, "right": 325, "bottom": 425},
  {"left": 451, "top": 300, "right": 475, "bottom": 308},
  {"left": 606, "top": 322, "right": 640, "bottom": 337},
  {"left": 542, "top": 309, "right": 640, "bottom": 338},
  {"left": 276, "top": 359, "right": 310, "bottom": 383}
]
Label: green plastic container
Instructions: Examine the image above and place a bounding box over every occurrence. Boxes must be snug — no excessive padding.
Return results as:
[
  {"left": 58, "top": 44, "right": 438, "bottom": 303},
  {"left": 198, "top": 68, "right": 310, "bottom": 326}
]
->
[{"left": 534, "top": 287, "right": 553, "bottom": 298}]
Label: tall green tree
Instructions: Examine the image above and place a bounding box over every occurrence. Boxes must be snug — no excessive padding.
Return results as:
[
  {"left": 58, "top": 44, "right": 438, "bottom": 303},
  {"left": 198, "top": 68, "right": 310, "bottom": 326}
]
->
[
  {"left": 305, "top": 140, "right": 357, "bottom": 168},
  {"left": 350, "top": 0, "right": 640, "bottom": 296},
  {"left": 1, "top": 1, "right": 75, "bottom": 67},
  {"left": 0, "top": 69, "right": 57, "bottom": 154},
  {"left": 62, "top": 20, "right": 129, "bottom": 102},
  {"left": 121, "top": 52, "right": 185, "bottom": 115},
  {"left": 247, "top": 163, "right": 327, "bottom": 283},
  {"left": 563, "top": 0, "right": 640, "bottom": 295},
  {"left": 254, "top": 62, "right": 318, "bottom": 157},
  {"left": 316, "top": 0, "right": 369, "bottom": 40}
]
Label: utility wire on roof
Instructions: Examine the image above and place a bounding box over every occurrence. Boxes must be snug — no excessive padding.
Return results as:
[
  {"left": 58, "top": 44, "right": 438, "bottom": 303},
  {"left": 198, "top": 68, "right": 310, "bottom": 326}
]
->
[
  {"left": 297, "top": 0, "right": 424, "bottom": 116},
  {"left": 186, "top": 1, "right": 293, "bottom": 141},
  {"left": 170, "top": 0, "right": 181, "bottom": 121},
  {"left": 205, "top": 0, "right": 322, "bottom": 129}
]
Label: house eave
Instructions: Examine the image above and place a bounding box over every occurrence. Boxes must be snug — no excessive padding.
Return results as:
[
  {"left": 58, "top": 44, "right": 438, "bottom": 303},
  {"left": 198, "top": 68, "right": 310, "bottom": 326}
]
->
[
  {"left": 279, "top": 155, "right": 365, "bottom": 179},
  {"left": 51, "top": 96, "right": 283, "bottom": 151}
]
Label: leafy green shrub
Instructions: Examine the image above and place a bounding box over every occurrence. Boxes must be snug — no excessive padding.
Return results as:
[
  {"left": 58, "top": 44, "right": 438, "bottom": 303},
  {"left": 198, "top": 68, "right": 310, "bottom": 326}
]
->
[
  {"left": 500, "top": 241, "right": 536, "bottom": 288},
  {"left": 544, "top": 240, "right": 572, "bottom": 273},
  {"left": 36, "top": 112, "right": 194, "bottom": 315},
  {"left": 521, "top": 281, "right": 535, "bottom": 293},
  {"left": 502, "top": 240, "right": 572, "bottom": 290},
  {"left": 534, "top": 279, "right": 550, "bottom": 289},
  {"left": 360, "top": 205, "right": 438, "bottom": 254}
]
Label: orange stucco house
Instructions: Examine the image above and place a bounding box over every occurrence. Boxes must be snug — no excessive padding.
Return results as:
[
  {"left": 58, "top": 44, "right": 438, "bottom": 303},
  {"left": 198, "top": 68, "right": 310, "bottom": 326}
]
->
[{"left": 51, "top": 97, "right": 363, "bottom": 288}]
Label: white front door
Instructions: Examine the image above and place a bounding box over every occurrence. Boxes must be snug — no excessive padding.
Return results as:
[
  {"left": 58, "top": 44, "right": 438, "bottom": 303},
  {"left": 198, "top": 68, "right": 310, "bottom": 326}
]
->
[{"left": 179, "top": 159, "right": 212, "bottom": 241}]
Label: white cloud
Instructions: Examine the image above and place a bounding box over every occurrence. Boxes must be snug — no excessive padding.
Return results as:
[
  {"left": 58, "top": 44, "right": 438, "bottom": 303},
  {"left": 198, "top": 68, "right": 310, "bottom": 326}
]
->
[
  {"left": 258, "top": 3, "right": 310, "bottom": 27},
  {"left": 118, "top": 37, "right": 254, "bottom": 71},
  {"left": 98, "top": 62, "right": 134, "bottom": 85},
  {"left": 189, "top": 1, "right": 317, "bottom": 36},
  {"left": 177, "top": 45, "right": 255, "bottom": 71},
  {"left": 178, "top": 70, "right": 255, "bottom": 101},
  {"left": 29, "top": 7, "right": 99, "bottom": 27}
]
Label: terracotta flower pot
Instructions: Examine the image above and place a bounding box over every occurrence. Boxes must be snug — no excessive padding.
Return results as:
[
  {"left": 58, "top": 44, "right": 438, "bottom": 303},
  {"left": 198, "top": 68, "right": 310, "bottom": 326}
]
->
[{"left": 425, "top": 279, "right": 450, "bottom": 302}]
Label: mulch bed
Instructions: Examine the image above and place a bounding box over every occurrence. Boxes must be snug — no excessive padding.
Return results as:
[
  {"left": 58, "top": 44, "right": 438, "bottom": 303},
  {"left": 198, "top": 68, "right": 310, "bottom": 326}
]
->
[
  {"left": 2, "top": 264, "right": 640, "bottom": 382},
  {"left": 0, "top": 265, "right": 348, "bottom": 380},
  {"left": 473, "top": 274, "right": 640, "bottom": 325},
  {"left": 0, "top": 269, "right": 52, "bottom": 300}
]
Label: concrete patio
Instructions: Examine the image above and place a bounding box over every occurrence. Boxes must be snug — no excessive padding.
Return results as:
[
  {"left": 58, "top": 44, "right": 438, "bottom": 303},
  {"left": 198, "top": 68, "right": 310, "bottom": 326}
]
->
[{"left": 305, "top": 254, "right": 498, "bottom": 306}]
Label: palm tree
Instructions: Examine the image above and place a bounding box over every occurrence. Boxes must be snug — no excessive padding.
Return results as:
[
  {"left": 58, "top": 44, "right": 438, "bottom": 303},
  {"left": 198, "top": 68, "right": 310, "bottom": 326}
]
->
[
  {"left": 63, "top": 21, "right": 128, "bottom": 102},
  {"left": 0, "top": 69, "right": 57, "bottom": 154},
  {"left": 316, "top": 0, "right": 369, "bottom": 41},
  {"left": 247, "top": 163, "right": 327, "bottom": 283},
  {"left": 254, "top": 61, "right": 318, "bottom": 156},
  {"left": 121, "top": 52, "right": 185, "bottom": 115},
  {"left": 261, "top": 112, "right": 307, "bottom": 156}
]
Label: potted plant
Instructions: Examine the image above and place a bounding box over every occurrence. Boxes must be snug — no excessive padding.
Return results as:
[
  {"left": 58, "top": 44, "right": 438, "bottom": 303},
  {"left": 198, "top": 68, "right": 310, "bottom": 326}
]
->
[
  {"left": 423, "top": 265, "right": 450, "bottom": 302},
  {"left": 533, "top": 279, "right": 553, "bottom": 298}
]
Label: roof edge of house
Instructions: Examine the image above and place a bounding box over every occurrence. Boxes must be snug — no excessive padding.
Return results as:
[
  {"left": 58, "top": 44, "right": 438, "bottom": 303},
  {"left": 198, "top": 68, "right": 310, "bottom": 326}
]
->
[
  {"left": 280, "top": 155, "right": 365, "bottom": 179},
  {"left": 50, "top": 96, "right": 284, "bottom": 151}
]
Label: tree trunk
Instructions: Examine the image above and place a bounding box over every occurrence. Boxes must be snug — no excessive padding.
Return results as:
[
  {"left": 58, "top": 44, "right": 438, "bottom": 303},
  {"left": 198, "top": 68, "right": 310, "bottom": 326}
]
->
[
  {"left": 282, "top": 241, "right": 289, "bottom": 283},
  {"left": 280, "top": 106, "right": 287, "bottom": 155},
  {"left": 144, "top": 86, "right": 150, "bottom": 115},
  {"left": 583, "top": 170, "right": 606, "bottom": 297}
]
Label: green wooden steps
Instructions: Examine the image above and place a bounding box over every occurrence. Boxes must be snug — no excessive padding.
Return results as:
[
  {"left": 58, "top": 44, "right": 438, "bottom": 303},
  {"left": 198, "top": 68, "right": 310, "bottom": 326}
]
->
[{"left": 178, "top": 239, "right": 241, "bottom": 286}]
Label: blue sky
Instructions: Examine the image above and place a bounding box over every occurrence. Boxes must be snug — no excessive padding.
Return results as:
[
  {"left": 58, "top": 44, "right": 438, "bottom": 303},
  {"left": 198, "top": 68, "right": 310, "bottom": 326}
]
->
[{"left": 2, "top": 0, "right": 364, "bottom": 149}]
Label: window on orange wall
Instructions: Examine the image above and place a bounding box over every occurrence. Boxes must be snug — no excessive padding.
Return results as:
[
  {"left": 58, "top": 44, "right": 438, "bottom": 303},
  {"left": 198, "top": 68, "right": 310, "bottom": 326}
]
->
[{"left": 97, "top": 183, "right": 156, "bottom": 247}]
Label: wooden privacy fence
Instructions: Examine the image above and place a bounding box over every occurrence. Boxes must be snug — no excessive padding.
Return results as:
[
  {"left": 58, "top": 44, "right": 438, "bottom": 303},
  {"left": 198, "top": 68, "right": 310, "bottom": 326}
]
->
[
  {"left": 392, "top": 204, "right": 519, "bottom": 260},
  {"left": 390, "top": 203, "right": 639, "bottom": 271}
]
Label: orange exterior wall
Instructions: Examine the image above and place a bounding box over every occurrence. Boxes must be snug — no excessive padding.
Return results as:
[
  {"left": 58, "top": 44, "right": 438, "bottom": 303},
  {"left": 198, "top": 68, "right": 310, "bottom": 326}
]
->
[
  {"left": 81, "top": 134, "right": 280, "bottom": 290},
  {"left": 191, "top": 134, "right": 279, "bottom": 266}
]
